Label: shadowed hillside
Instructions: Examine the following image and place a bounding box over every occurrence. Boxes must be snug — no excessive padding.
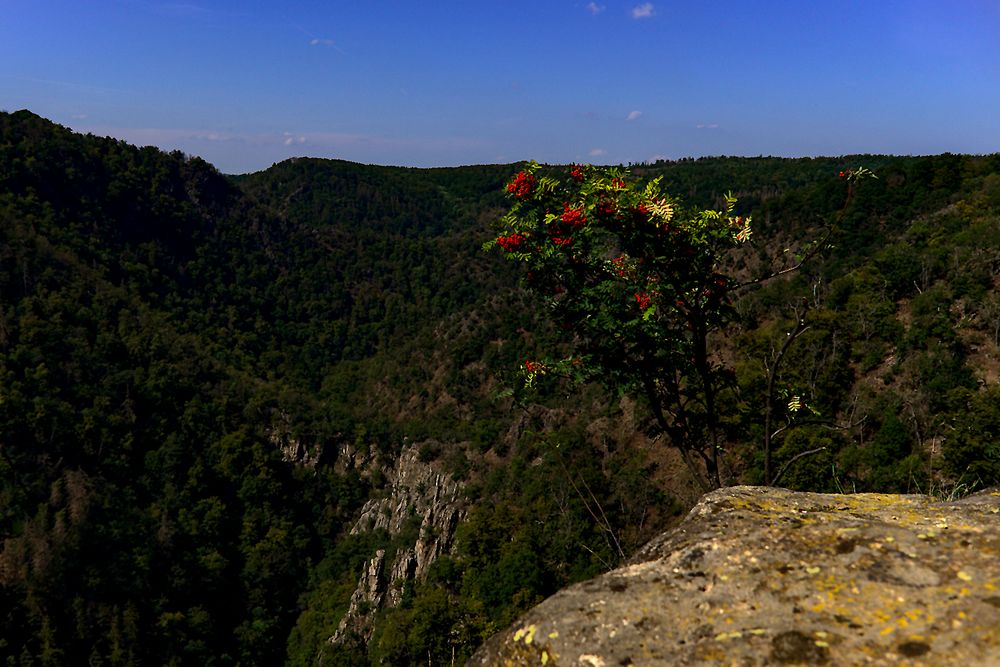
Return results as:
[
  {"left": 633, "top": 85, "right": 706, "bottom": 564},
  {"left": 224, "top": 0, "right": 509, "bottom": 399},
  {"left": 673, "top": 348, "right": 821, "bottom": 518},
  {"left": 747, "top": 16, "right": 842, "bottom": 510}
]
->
[{"left": 1, "top": 110, "right": 999, "bottom": 664}]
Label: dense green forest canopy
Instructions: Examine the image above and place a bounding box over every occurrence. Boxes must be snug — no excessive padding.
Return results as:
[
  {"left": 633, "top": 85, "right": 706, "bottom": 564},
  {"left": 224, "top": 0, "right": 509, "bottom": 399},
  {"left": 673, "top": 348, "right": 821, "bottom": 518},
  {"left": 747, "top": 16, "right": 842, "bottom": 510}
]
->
[{"left": 2, "top": 110, "right": 1000, "bottom": 664}]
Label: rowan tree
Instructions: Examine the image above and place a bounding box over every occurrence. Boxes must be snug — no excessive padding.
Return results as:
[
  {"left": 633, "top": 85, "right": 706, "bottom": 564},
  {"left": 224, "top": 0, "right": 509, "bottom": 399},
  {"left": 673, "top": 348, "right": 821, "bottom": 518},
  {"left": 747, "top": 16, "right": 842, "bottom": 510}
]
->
[{"left": 487, "top": 163, "right": 753, "bottom": 489}]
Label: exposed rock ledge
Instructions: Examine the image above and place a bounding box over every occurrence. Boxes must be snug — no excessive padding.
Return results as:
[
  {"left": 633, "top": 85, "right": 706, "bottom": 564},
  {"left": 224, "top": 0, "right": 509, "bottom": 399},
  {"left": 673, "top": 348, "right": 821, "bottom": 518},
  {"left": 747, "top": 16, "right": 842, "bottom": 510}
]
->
[
  {"left": 330, "top": 441, "right": 465, "bottom": 646},
  {"left": 469, "top": 486, "right": 1000, "bottom": 666}
]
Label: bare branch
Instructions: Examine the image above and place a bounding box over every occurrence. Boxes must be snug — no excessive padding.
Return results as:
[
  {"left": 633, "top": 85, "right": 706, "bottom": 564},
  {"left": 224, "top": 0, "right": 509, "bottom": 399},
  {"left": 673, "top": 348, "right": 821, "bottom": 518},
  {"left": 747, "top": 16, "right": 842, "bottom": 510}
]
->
[
  {"left": 772, "top": 446, "right": 828, "bottom": 487},
  {"left": 735, "top": 228, "right": 833, "bottom": 292},
  {"left": 763, "top": 311, "right": 810, "bottom": 484}
]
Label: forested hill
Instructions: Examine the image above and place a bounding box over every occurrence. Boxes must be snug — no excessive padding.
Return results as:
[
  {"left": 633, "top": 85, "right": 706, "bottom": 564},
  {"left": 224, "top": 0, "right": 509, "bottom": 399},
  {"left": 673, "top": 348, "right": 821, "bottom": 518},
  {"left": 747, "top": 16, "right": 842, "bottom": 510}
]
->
[
  {"left": 2, "top": 110, "right": 1000, "bottom": 665},
  {"left": 0, "top": 110, "right": 523, "bottom": 665}
]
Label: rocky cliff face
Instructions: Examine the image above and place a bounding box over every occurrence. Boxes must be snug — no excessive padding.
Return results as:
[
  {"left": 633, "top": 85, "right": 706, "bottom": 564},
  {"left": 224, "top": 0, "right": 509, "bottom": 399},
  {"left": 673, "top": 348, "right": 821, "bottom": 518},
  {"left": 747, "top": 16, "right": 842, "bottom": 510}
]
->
[
  {"left": 269, "top": 412, "right": 325, "bottom": 467},
  {"left": 330, "top": 441, "right": 466, "bottom": 646},
  {"left": 470, "top": 486, "right": 1000, "bottom": 666}
]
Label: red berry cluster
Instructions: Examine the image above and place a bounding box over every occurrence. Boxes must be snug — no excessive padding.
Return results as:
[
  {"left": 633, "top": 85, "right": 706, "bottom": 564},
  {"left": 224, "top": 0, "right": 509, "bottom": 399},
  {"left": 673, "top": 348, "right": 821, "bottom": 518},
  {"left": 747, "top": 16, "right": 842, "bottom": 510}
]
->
[
  {"left": 611, "top": 255, "right": 628, "bottom": 277},
  {"left": 524, "top": 359, "right": 542, "bottom": 373},
  {"left": 507, "top": 171, "right": 536, "bottom": 199},
  {"left": 496, "top": 233, "right": 526, "bottom": 251},
  {"left": 699, "top": 274, "right": 732, "bottom": 307},
  {"left": 596, "top": 198, "right": 617, "bottom": 218},
  {"left": 561, "top": 203, "right": 587, "bottom": 228},
  {"left": 634, "top": 292, "right": 652, "bottom": 310},
  {"left": 569, "top": 165, "right": 585, "bottom": 182}
]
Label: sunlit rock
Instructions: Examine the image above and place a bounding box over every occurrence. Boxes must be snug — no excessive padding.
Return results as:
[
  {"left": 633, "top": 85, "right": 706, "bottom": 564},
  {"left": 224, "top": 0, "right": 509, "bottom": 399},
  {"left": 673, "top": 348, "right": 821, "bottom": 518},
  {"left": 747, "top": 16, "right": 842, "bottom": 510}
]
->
[{"left": 470, "top": 486, "right": 1000, "bottom": 666}]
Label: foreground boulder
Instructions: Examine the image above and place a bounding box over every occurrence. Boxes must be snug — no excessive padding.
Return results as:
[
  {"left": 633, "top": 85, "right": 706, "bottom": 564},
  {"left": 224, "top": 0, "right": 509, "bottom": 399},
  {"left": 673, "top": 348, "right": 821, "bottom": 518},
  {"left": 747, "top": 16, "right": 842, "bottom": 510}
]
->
[{"left": 469, "top": 486, "right": 1000, "bottom": 666}]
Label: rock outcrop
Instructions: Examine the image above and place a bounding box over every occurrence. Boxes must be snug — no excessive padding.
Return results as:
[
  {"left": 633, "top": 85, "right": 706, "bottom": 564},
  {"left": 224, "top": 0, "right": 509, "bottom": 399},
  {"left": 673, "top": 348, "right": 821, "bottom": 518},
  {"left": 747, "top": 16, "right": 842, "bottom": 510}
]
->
[
  {"left": 470, "top": 486, "right": 1000, "bottom": 666},
  {"left": 330, "top": 441, "right": 466, "bottom": 646},
  {"left": 269, "top": 411, "right": 325, "bottom": 467}
]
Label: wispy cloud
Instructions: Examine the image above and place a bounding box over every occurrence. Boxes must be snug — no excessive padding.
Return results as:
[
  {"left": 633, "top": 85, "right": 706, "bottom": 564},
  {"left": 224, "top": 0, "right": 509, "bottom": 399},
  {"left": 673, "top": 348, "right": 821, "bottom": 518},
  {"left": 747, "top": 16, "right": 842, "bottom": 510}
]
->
[
  {"left": 627, "top": 110, "right": 643, "bottom": 121},
  {"left": 696, "top": 123, "right": 720, "bottom": 129},
  {"left": 155, "top": 3, "right": 214, "bottom": 19},
  {"left": 287, "top": 17, "right": 347, "bottom": 54},
  {"left": 589, "top": 148, "right": 608, "bottom": 157},
  {"left": 76, "top": 125, "right": 481, "bottom": 156},
  {"left": 21, "top": 76, "right": 130, "bottom": 95},
  {"left": 76, "top": 126, "right": 241, "bottom": 145},
  {"left": 631, "top": 3, "right": 655, "bottom": 19},
  {"left": 586, "top": 2, "right": 606, "bottom": 15},
  {"left": 70, "top": 120, "right": 498, "bottom": 173}
]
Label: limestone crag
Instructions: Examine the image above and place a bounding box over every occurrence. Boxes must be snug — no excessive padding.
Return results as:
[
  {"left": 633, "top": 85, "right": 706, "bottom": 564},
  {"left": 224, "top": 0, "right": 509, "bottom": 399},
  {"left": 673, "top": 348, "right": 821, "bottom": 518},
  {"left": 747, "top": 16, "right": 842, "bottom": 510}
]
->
[
  {"left": 330, "top": 441, "right": 466, "bottom": 646},
  {"left": 268, "top": 411, "right": 324, "bottom": 467},
  {"left": 470, "top": 486, "right": 1000, "bottom": 666},
  {"left": 331, "top": 439, "right": 382, "bottom": 479}
]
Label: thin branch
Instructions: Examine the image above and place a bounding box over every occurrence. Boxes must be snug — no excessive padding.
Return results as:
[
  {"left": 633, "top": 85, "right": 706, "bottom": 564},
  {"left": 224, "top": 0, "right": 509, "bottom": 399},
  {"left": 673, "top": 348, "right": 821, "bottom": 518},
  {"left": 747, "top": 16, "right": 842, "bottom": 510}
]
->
[
  {"left": 775, "top": 415, "right": 866, "bottom": 436},
  {"left": 576, "top": 541, "right": 614, "bottom": 571},
  {"left": 736, "top": 173, "right": 866, "bottom": 294},
  {"left": 772, "top": 446, "right": 827, "bottom": 487},
  {"left": 735, "top": 228, "right": 833, "bottom": 292},
  {"left": 578, "top": 472, "right": 626, "bottom": 561},
  {"left": 565, "top": 470, "right": 625, "bottom": 562},
  {"left": 641, "top": 372, "right": 712, "bottom": 493},
  {"left": 763, "top": 309, "right": 810, "bottom": 485}
]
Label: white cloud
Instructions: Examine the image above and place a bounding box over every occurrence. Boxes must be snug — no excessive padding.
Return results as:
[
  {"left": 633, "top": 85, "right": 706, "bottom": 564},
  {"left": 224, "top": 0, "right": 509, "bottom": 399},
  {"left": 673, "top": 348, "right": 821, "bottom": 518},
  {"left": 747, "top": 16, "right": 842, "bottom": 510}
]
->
[
  {"left": 589, "top": 148, "right": 608, "bottom": 157},
  {"left": 696, "top": 123, "right": 720, "bottom": 129},
  {"left": 631, "top": 3, "right": 655, "bottom": 19},
  {"left": 627, "top": 110, "right": 642, "bottom": 121},
  {"left": 309, "top": 38, "right": 335, "bottom": 46},
  {"left": 68, "top": 125, "right": 491, "bottom": 173},
  {"left": 586, "top": 2, "right": 606, "bottom": 15},
  {"left": 155, "top": 3, "right": 213, "bottom": 19},
  {"left": 76, "top": 126, "right": 238, "bottom": 145}
]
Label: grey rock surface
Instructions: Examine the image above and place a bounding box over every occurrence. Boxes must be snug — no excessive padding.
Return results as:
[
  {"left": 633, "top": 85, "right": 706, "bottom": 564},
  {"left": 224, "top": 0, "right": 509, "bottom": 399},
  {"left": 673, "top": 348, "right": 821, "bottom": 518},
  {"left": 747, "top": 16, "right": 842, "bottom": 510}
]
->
[
  {"left": 330, "top": 441, "right": 466, "bottom": 645},
  {"left": 469, "top": 486, "right": 1000, "bottom": 666}
]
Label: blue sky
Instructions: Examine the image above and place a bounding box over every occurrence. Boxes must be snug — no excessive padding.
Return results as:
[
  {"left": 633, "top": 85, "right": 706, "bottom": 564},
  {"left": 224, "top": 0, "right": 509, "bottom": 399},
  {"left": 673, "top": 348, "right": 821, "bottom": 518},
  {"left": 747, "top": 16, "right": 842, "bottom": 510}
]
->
[{"left": 2, "top": 1, "right": 999, "bottom": 174}]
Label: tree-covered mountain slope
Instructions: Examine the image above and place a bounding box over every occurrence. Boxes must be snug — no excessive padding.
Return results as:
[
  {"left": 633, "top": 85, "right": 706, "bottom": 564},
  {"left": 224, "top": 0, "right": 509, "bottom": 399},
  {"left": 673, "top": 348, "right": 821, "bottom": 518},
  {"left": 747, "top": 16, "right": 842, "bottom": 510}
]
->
[{"left": 1, "top": 110, "right": 999, "bottom": 665}]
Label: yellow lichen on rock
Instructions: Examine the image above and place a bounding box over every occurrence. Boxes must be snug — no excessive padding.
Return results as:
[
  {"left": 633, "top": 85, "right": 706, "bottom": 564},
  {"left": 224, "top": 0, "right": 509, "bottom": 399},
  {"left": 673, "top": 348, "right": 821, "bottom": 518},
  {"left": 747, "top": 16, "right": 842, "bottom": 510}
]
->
[{"left": 470, "top": 486, "right": 1000, "bottom": 667}]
